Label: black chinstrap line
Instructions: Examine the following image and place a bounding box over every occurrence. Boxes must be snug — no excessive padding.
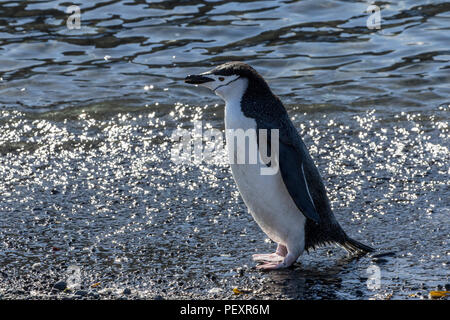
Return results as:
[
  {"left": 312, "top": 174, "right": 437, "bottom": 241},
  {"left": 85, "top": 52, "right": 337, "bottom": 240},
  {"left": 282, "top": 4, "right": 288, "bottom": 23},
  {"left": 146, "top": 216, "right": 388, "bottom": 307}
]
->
[{"left": 213, "top": 76, "right": 241, "bottom": 92}]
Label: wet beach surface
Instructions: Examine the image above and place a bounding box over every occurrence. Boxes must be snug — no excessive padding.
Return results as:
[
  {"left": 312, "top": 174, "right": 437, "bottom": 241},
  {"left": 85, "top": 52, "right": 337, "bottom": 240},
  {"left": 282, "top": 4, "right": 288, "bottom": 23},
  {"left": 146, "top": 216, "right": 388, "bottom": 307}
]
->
[{"left": 0, "top": 0, "right": 449, "bottom": 299}]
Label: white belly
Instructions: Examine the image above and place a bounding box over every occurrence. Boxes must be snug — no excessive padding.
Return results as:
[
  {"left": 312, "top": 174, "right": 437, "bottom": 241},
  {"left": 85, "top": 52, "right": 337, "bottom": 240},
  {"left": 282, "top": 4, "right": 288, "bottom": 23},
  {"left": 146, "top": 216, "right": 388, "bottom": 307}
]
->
[{"left": 224, "top": 100, "right": 306, "bottom": 246}]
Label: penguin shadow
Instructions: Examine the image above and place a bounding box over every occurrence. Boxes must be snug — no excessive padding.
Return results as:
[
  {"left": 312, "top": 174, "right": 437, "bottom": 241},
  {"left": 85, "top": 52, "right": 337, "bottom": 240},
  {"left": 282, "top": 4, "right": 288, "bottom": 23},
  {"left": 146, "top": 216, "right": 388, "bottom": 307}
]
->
[{"left": 257, "top": 254, "right": 373, "bottom": 299}]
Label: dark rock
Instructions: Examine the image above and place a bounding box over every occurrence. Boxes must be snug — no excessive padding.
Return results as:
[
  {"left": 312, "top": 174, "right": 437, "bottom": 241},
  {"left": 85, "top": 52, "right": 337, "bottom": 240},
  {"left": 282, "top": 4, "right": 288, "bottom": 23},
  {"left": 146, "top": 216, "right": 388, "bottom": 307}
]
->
[
  {"left": 154, "top": 295, "right": 164, "bottom": 300},
  {"left": 445, "top": 284, "right": 450, "bottom": 291},
  {"left": 123, "top": 288, "right": 131, "bottom": 295},
  {"left": 371, "top": 252, "right": 395, "bottom": 258},
  {"left": 53, "top": 281, "right": 67, "bottom": 291},
  {"left": 14, "top": 289, "right": 26, "bottom": 295},
  {"left": 75, "top": 290, "right": 88, "bottom": 297},
  {"left": 374, "top": 258, "right": 388, "bottom": 264}
]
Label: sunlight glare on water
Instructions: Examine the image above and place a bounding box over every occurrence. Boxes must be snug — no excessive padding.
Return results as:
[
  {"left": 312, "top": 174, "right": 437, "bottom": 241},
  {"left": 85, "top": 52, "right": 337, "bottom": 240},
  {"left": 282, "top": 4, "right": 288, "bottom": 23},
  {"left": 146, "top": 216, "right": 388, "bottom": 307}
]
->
[{"left": 0, "top": 0, "right": 449, "bottom": 300}]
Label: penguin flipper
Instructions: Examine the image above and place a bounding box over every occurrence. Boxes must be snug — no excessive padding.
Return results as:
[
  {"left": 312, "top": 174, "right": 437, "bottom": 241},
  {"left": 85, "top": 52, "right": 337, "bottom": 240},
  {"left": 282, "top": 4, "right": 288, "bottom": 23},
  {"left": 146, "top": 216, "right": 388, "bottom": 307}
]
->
[{"left": 278, "top": 140, "right": 320, "bottom": 224}]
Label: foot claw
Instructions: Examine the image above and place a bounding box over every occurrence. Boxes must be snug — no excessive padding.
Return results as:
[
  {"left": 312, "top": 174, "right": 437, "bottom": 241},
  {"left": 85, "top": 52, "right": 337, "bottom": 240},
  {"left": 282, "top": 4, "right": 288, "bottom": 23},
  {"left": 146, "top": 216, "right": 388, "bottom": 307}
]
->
[{"left": 255, "top": 261, "right": 283, "bottom": 270}]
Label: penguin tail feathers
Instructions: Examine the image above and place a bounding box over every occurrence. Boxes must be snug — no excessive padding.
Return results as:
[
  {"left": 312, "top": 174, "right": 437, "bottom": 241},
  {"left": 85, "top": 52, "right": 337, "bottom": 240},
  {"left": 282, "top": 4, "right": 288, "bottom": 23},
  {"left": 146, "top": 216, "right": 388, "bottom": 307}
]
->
[{"left": 342, "top": 237, "right": 374, "bottom": 255}]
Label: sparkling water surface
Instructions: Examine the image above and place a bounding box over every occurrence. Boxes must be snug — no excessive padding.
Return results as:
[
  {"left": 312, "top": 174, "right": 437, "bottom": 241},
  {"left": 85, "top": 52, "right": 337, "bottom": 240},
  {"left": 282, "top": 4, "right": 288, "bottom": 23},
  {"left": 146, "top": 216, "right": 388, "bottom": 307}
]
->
[{"left": 0, "top": 0, "right": 449, "bottom": 299}]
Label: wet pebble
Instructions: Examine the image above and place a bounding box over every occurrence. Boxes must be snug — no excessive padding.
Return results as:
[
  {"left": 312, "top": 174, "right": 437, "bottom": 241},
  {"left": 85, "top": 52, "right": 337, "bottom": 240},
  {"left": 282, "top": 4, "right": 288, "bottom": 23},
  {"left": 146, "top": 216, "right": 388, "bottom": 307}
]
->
[
  {"left": 123, "top": 288, "right": 131, "bottom": 295},
  {"left": 373, "top": 258, "right": 388, "bottom": 264},
  {"left": 75, "top": 290, "right": 88, "bottom": 297},
  {"left": 53, "top": 281, "right": 67, "bottom": 291},
  {"left": 371, "top": 252, "right": 395, "bottom": 258},
  {"left": 31, "top": 263, "right": 41, "bottom": 270}
]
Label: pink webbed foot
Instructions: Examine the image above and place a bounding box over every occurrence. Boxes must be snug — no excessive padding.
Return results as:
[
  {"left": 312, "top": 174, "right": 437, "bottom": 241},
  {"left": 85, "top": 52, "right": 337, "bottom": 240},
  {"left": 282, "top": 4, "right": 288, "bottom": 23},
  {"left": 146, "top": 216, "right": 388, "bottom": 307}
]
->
[
  {"left": 255, "top": 252, "right": 299, "bottom": 271},
  {"left": 252, "top": 244, "right": 287, "bottom": 262}
]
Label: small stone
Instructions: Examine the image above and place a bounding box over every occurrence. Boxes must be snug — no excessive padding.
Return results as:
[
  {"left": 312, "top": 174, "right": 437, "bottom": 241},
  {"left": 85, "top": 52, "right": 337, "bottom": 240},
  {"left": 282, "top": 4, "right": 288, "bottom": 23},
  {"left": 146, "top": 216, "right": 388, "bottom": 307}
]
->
[
  {"left": 53, "top": 281, "right": 67, "bottom": 291},
  {"left": 14, "top": 289, "right": 26, "bottom": 295},
  {"left": 123, "top": 288, "right": 131, "bottom": 295},
  {"left": 154, "top": 295, "right": 164, "bottom": 300},
  {"left": 31, "top": 262, "right": 41, "bottom": 270},
  {"left": 75, "top": 290, "right": 88, "bottom": 297},
  {"left": 208, "top": 287, "right": 222, "bottom": 294},
  {"left": 233, "top": 267, "right": 245, "bottom": 277},
  {"left": 445, "top": 284, "right": 450, "bottom": 291},
  {"left": 374, "top": 258, "right": 388, "bottom": 264}
]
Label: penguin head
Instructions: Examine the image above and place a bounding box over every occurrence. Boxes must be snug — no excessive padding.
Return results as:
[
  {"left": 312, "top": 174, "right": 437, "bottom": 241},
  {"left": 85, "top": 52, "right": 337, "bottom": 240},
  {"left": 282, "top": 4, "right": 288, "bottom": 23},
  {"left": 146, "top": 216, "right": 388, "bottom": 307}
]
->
[{"left": 185, "top": 62, "right": 271, "bottom": 101}]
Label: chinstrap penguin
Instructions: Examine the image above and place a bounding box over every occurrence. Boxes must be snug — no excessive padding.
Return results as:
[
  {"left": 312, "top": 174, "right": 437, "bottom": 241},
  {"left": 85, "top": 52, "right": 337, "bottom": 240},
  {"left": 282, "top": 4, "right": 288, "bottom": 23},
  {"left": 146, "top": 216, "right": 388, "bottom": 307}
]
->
[{"left": 185, "top": 62, "right": 374, "bottom": 270}]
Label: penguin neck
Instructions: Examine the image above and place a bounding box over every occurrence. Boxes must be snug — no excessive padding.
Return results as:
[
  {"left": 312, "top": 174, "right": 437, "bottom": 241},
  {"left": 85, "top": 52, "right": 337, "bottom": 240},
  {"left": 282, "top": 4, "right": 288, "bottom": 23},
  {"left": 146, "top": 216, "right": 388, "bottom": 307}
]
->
[
  {"left": 240, "top": 78, "right": 287, "bottom": 123},
  {"left": 221, "top": 77, "right": 287, "bottom": 129},
  {"left": 217, "top": 77, "right": 248, "bottom": 108},
  {"left": 222, "top": 78, "right": 253, "bottom": 130}
]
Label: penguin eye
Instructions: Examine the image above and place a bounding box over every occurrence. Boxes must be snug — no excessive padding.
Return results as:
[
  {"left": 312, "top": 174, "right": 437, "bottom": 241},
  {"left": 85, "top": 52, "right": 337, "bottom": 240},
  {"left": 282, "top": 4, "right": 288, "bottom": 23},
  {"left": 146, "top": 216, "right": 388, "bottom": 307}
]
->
[{"left": 218, "top": 77, "right": 225, "bottom": 81}]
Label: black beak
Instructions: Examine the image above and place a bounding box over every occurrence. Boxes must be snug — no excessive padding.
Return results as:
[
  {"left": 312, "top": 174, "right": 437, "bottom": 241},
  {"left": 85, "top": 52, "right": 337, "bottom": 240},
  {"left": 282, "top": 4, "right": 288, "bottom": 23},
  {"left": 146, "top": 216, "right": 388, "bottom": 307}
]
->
[{"left": 185, "top": 74, "right": 214, "bottom": 84}]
